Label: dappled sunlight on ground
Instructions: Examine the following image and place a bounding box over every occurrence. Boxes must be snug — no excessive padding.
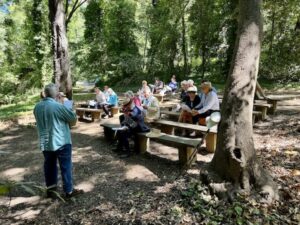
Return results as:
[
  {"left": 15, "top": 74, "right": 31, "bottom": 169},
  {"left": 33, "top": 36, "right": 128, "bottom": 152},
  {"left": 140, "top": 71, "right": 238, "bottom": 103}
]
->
[
  {"left": 0, "top": 99, "right": 299, "bottom": 224},
  {"left": 125, "top": 165, "right": 160, "bottom": 182}
]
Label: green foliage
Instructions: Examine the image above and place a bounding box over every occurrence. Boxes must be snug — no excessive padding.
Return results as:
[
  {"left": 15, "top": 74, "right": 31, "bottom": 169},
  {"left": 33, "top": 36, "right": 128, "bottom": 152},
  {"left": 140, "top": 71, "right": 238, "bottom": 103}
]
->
[{"left": 0, "top": 0, "right": 299, "bottom": 104}]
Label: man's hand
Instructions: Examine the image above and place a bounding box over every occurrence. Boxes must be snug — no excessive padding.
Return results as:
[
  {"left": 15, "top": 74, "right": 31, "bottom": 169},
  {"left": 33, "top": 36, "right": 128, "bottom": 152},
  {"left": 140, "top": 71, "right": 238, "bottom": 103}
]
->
[{"left": 191, "top": 110, "right": 199, "bottom": 116}]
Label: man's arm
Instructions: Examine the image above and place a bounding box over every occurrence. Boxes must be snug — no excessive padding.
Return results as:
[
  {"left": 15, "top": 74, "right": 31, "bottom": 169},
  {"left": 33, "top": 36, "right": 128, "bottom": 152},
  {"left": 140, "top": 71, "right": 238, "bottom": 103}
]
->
[
  {"left": 197, "top": 93, "right": 217, "bottom": 114},
  {"left": 59, "top": 105, "right": 77, "bottom": 123}
]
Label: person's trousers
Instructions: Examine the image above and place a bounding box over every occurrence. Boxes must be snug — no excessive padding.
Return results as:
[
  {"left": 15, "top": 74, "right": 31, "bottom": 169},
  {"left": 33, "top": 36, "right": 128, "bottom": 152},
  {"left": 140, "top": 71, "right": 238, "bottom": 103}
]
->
[
  {"left": 43, "top": 144, "right": 73, "bottom": 193},
  {"left": 192, "top": 110, "right": 218, "bottom": 124},
  {"left": 117, "top": 128, "right": 140, "bottom": 154},
  {"left": 102, "top": 104, "right": 113, "bottom": 116}
]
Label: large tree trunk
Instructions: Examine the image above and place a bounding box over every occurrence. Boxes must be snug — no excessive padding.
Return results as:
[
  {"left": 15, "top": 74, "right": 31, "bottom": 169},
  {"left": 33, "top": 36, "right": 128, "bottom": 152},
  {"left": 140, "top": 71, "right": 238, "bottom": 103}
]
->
[
  {"left": 206, "top": 0, "right": 278, "bottom": 203},
  {"left": 48, "top": 0, "right": 72, "bottom": 99}
]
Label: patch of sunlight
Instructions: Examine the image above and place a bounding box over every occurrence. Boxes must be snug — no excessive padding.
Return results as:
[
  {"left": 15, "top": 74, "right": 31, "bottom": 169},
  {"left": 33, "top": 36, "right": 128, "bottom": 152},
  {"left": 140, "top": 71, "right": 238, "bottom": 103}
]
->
[
  {"left": 75, "top": 175, "right": 100, "bottom": 192},
  {"left": 0, "top": 196, "right": 41, "bottom": 207},
  {"left": 12, "top": 207, "right": 41, "bottom": 220},
  {"left": 1, "top": 167, "right": 28, "bottom": 182},
  {"left": 125, "top": 165, "right": 159, "bottom": 182},
  {"left": 154, "top": 183, "right": 174, "bottom": 194}
]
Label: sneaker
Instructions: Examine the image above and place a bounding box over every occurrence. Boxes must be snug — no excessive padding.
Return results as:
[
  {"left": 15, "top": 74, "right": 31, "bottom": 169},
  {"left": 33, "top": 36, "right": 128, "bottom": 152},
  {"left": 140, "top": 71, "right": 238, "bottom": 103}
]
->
[
  {"left": 190, "top": 131, "right": 196, "bottom": 137},
  {"left": 65, "top": 188, "right": 84, "bottom": 199}
]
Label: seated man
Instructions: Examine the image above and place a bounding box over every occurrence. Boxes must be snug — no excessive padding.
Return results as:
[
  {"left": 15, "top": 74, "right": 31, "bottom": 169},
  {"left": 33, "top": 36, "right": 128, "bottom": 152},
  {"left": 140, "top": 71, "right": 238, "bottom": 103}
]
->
[
  {"left": 152, "top": 77, "right": 164, "bottom": 94},
  {"left": 179, "top": 86, "right": 201, "bottom": 124},
  {"left": 142, "top": 90, "right": 160, "bottom": 122},
  {"left": 102, "top": 88, "right": 118, "bottom": 118},
  {"left": 192, "top": 81, "right": 220, "bottom": 125},
  {"left": 115, "top": 98, "right": 150, "bottom": 158}
]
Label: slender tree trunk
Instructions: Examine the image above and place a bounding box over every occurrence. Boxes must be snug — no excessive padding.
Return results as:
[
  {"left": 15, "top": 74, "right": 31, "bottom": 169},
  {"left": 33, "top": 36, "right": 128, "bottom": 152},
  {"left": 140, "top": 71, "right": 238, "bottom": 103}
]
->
[
  {"left": 206, "top": 0, "right": 278, "bottom": 203},
  {"left": 201, "top": 46, "right": 206, "bottom": 78},
  {"left": 181, "top": 13, "right": 188, "bottom": 79},
  {"left": 48, "top": 0, "right": 72, "bottom": 99},
  {"left": 269, "top": 10, "right": 276, "bottom": 53}
]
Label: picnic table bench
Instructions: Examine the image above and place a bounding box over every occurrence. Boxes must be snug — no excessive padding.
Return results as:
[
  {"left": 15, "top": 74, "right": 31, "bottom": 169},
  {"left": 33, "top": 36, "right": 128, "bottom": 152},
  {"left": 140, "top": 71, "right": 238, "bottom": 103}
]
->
[
  {"left": 160, "top": 110, "right": 262, "bottom": 123},
  {"left": 76, "top": 107, "right": 102, "bottom": 122},
  {"left": 266, "top": 95, "right": 299, "bottom": 114},
  {"left": 100, "top": 123, "right": 200, "bottom": 167},
  {"left": 153, "top": 119, "right": 217, "bottom": 153}
]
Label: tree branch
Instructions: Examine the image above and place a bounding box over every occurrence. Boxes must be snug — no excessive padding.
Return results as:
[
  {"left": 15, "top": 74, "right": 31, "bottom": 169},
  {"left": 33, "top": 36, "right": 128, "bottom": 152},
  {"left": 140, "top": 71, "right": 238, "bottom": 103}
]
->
[{"left": 66, "top": 0, "right": 87, "bottom": 28}]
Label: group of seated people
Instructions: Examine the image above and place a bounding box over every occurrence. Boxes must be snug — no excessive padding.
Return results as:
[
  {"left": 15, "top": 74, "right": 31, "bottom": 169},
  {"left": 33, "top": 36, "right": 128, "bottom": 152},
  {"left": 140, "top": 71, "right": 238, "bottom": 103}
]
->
[
  {"left": 141, "top": 75, "right": 178, "bottom": 95},
  {"left": 108, "top": 77, "right": 219, "bottom": 157},
  {"left": 93, "top": 86, "right": 118, "bottom": 118},
  {"left": 179, "top": 80, "right": 220, "bottom": 136}
]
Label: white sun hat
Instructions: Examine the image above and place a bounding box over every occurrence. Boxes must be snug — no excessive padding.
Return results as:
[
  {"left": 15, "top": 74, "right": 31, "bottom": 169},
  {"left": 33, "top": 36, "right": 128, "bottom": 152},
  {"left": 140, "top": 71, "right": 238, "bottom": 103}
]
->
[{"left": 206, "top": 112, "right": 221, "bottom": 129}]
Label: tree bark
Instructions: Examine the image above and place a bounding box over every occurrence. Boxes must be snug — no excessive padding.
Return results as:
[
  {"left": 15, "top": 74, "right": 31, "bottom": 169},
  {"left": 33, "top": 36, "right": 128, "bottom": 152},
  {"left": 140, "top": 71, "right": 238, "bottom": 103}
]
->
[
  {"left": 48, "top": 0, "right": 72, "bottom": 99},
  {"left": 181, "top": 13, "right": 188, "bottom": 79},
  {"left": 206, "top": 0, "right": 278, "bottom": 203}
]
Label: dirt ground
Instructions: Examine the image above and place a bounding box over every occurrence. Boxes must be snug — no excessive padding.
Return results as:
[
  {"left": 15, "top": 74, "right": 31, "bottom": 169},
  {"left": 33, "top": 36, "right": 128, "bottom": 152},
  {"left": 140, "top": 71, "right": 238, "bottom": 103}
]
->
[{"left": 0, "top": 98, "right": 299, "bottom": 225}]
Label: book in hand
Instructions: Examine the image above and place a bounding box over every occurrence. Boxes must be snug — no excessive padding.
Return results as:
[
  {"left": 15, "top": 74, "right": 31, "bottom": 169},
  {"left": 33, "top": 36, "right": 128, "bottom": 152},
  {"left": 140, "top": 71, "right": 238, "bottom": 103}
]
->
[
  {"left": 64, "top": 100, "right": 73, "bottom": 110},
  {"left": 112, "top": 126, "right": 129, "bottom": 131},
  {"left": 181, "top": 104, "right": 192, "bottom": 112}
]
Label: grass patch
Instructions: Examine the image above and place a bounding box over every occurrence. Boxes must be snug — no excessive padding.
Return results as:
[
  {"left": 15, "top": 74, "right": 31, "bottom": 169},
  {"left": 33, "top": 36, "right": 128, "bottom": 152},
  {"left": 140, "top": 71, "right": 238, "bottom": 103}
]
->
[{"left": 0, "top": 94, "right": 40, "bottom": 121}]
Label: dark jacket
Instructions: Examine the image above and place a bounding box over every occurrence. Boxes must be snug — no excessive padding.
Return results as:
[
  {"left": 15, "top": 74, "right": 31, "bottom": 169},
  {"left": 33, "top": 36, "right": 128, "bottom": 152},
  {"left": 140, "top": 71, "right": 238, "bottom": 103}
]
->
[
  {"left": 185, "top": 95, "right": 201, "bottom": 110},
  {"left": 122, "top": 106, "right": 150, "bottom": 133}
]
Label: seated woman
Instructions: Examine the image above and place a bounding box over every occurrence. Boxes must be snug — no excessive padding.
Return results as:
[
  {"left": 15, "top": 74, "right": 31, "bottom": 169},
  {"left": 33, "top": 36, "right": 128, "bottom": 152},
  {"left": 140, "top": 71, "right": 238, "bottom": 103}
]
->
[
  {"left": 140, "top": 80, "right": 151, "bottom": 93},
  {"left": 125, "top": 90, "right": 141, "bottom": 108},
  {"left": 142, "top": 90, "right": 160, "bottom": 122},
  {"left": 192, "top": 81, "right": 220, "bottom": 125},
  {"left": 102, "top": 88, "right": 118, "bottom": 118},
  {"left": 95, "top": 87, "right": 107, "bottom": 108},
  {"left": 168, "top": 75, "right": 178, "bottom": 92},
  {"left": 180, "top": 80, "right": 189, "bottom": 102},
  {"left": 179, "top": 86, "right": 201, "bottom": 124},
  {"left": 115, "top": 98, "right": 150, "bottom": 158}
]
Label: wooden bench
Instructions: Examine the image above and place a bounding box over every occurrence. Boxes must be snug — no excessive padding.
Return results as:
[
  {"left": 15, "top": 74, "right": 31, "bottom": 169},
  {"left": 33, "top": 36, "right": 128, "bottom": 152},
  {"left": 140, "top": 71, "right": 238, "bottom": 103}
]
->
[
  {"left": 153, "top": 94, "right": 164, "bottom": 102},
  {"left": 161, "top": 110, "right": 262, "bottom": 123},
  {"left": 76, "top": 108, "right": 102, "bottom": 122},
  {"left": 266, "top": 95, "right": 299, "bottom": 114},
  {"left": 137, "top": 132, "right": 200, "bottom": 167},
  {"left": 253, "top": 102, "right": 272, "bottom": 120},
  {"left": 153, "top": 119, "right": 217, "bottom": 153},
  {"left": 100, "top": 123, "right": 200, "bottom": 168},
  {"left": 111, "top": 107, "right": 120, "bottom": 116}
]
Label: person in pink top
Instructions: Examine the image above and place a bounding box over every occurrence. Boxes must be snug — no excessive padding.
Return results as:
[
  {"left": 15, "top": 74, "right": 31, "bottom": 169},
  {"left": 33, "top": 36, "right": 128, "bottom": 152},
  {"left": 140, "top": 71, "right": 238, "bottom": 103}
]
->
[{"left": 125, "top": 90, "right": 141, "bottom": 107}]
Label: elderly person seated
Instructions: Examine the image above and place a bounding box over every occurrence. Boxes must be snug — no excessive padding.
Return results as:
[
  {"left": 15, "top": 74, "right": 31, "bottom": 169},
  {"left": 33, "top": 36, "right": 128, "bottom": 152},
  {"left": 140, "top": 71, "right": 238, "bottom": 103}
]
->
[
  {"left": 179, "top": 86, "right": 201, "bottom": 123},
  {"left": 192, "top": 81, "right": 220, "bottom": 125},
  {"left": 180, "top": 80, "right": 189, "bottom": 102},
  {"left": 142, "top": 90, "right": 160, "bottom": 122},
  {"left": 115, "top": 98, "right": 150, "bottom": 158},
  {"left": 140, "top": 80, "right": 151, "bottom": 94},
  {"left": 125, "top": 90, "right": 141, "bottom": 107},
  {"left": 150, "top": 77, "right": 164, "bottom": 94},
  {"left": 102, "top": 88, "right": 118, "bottom": 118},
  {"left": 168, "top": 75, "right": 178, "bottom": 92},
  {"left": 95, "top": 87, "right": 107, "bottom": 108}
]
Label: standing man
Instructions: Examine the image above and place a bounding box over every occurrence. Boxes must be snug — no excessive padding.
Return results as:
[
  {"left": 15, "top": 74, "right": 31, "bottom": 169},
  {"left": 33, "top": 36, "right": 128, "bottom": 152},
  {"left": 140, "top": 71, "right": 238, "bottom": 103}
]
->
[{"left": 34, "top": 83, "right": 83, "bottom": 199}]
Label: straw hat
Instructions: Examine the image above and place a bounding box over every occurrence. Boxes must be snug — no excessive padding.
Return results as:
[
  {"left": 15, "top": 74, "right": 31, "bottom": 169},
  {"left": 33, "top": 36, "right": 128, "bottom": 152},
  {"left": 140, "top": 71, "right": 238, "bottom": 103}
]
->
[
  {"left": 187, "top": 86, "right": 197, "bottom": 93},
  {"left": 205, "top": 112, "right": 221, "bottom": 129},
  {"left": 123, "top": 97, "right": 132, "bottom": 106},
  {"left": 201, "top": 81, "right": 212, "bottom": 89},
  {"left": 146, "top": 128, "right": 162, "bottom": 138}
]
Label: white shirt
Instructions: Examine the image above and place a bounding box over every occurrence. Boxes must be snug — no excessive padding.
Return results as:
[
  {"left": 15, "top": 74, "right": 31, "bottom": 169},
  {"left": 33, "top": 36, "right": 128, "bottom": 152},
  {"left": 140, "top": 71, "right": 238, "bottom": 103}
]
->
[
  {"left": 196, "top": 91, "right": 220, "bottom": 114},
  {"left": 96, "top": 93, "right": 107, "bottom": 104}
]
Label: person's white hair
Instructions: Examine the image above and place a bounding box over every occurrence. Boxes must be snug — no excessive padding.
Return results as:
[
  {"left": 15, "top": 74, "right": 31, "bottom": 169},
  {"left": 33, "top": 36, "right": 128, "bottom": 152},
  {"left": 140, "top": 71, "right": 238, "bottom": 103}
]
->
[
  {"left": 44, "top": 83, "right": 58, "bottom": 98},
  {"left": 181, "top": 80, "right": 187, "bottom": 85},
  {"left": 125, "top": 90, "right": 134, "bottom": 98},
  {"left": 187, "top": 79, "right": 194, "bottom": 85}
]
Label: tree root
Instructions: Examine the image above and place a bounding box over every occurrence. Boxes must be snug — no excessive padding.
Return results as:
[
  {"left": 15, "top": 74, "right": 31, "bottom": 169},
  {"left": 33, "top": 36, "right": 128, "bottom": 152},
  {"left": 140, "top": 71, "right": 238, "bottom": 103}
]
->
[{"left": 200, "top": 159, "right": 279, "bottom": 204}]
